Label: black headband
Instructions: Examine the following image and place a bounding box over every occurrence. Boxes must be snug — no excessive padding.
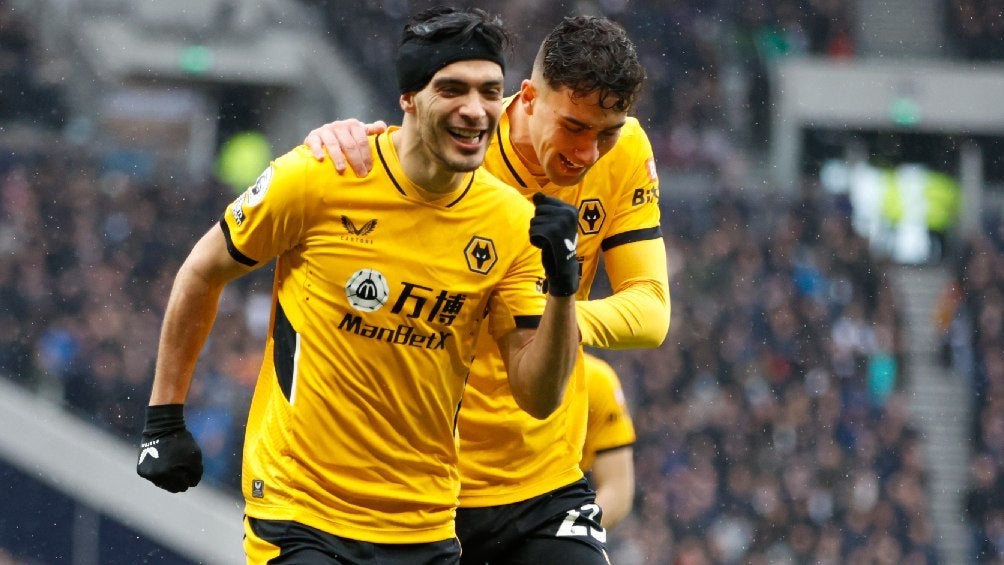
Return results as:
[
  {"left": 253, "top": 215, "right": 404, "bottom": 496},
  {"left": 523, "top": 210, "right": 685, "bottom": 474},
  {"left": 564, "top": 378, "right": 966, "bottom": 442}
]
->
[{"left": 396, "top": 32, "right": 506, "bottom": 94}]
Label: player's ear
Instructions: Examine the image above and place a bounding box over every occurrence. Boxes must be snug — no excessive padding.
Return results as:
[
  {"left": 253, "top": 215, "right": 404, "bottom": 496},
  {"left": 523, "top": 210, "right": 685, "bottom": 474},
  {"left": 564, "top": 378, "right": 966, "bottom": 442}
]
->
[
  {"left": 400, "top": 92, "right": 416, "bottom": 114},
  {"left": 520, "top": 79, "right": 536, "bottom": 114}
]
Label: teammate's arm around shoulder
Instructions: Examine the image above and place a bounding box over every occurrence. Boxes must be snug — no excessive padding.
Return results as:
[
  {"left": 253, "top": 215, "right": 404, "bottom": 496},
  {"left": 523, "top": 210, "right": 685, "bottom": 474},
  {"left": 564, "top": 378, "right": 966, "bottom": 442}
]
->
[{"left": 304, "top": 119, "right": 388, "bottom": 176}]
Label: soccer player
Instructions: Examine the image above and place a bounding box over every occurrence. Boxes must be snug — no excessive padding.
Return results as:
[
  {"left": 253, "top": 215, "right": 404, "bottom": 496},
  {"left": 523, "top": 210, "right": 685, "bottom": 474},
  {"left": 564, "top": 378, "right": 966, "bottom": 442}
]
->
[
  {"left": 304, "top": 16, "right": 669, "bottom": 563},
  {"left": 135, "top": 8, "right": 582, "bottom": 564},
  {"left": 580, "top": 353, "right": 636, "bottom": 529}
]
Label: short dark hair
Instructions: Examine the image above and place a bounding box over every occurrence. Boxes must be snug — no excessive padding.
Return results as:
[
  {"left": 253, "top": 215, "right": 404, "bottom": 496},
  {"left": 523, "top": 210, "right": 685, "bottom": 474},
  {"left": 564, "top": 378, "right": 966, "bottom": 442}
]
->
[
  {"left": 396, "top": 7, "right": 513, "bottom": 93},
  {"left": 534, "top": 16, "right": 645, "bottom": 113}
]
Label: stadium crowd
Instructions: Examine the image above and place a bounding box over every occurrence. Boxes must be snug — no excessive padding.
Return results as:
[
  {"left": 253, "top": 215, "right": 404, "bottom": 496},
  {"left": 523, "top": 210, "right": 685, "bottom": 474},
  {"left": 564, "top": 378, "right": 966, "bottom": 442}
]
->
[
  {"left": 939, "top": 214, "right": 1004, "bottom": 563},
  {"left": 599, "top": 188, "right": 938, "bottom": 562},
  {"left": 3, "top": 0, "right": 1004, "bottom": 563}
]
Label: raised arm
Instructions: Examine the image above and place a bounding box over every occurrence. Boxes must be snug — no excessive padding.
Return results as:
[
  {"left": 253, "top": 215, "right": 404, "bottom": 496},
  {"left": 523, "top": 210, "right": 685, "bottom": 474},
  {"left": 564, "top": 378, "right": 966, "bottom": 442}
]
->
[
  {"left": 499, "top": 294, "right": 579, "bottom": 419},
  {"left": 303, "top": 118, "right": 388, "bottom": 176},
  {"left": 577, "top": 236, "right": 670, "bottom": 350},
  {"left": 498, "top": 193, "right": 581, "bottom": 419}
]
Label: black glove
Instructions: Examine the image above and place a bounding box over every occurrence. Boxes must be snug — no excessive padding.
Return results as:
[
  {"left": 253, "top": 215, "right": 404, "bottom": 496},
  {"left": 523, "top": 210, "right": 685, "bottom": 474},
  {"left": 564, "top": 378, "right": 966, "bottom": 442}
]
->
[
  {"left": 137, "top": 404, "right": 203, "bottom": 493},
  {"left": 529, "top": 192, "right": 580, "bottom": 297}
]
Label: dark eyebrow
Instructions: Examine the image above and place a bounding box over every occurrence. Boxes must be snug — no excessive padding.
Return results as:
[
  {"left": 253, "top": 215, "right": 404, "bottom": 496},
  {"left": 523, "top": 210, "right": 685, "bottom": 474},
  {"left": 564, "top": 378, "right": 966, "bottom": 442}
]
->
[
  {"left": 431, "top": 76, "right": 505, "bottom": 90},
  {"left": 560, "top": 114, "right": 627, "bottom": 133}
]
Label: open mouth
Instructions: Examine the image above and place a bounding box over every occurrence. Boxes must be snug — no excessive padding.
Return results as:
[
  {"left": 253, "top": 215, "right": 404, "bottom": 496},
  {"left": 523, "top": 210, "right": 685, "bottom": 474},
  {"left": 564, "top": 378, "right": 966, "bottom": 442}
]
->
[
  {"left": 448, "top": 127, "right": 486, "bottom": 146},
  {"left": 558, "top": 154, "right": 584, "bottom": 172}
]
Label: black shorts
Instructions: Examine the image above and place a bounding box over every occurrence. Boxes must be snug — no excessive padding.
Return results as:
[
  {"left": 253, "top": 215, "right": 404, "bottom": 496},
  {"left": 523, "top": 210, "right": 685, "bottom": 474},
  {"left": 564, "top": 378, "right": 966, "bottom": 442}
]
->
[
  {"left": 244, "top": 516, "right": 461, "bottom": 564},
  {"left": 455, "top": 478, "right": 608, "bottom": 565}
]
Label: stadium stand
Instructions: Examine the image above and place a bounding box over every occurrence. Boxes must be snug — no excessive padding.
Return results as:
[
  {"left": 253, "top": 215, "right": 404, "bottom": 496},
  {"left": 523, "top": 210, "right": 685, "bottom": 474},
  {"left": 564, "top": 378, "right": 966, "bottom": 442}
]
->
[
  {"left": 0, "top": 377, "right": 243, "bottom": 563},
  {"left": 941, "top": 215, "right": 1004, "bottom": 563}
]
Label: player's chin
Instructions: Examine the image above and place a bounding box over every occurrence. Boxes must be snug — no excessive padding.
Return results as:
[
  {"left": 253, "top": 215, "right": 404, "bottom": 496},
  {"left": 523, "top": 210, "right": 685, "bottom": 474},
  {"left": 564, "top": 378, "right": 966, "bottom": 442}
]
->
[
  {"left": 446, "top": 147, "right": 488, "bottom": 172},
  {"left": 446, "top": 157, "right": 483, "bottom": 173},
  {"left": 546, "top": 169, "right": 586, "bottom": 187},
  {"left": 550, "top": 156, "right": 589, "bottom": 184}
]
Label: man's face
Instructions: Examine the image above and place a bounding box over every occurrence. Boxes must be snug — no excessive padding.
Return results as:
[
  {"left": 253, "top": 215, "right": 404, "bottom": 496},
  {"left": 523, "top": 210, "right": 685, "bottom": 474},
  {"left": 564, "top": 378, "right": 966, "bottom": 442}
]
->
[
  {"left": 526, "top": 81, "right": 627, "bottom": 186},
  {"left": 411, "top": 60, "right": 504, "bottom": 173}
]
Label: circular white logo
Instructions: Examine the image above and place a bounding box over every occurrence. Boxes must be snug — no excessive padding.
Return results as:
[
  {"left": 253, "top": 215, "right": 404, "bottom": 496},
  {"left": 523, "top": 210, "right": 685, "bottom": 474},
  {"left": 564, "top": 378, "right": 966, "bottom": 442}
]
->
[
  {"left": 345, "top": 268, "right": 389, "bottom": 312},
  {"left": 245, "top": 165, "right": 273, "bottom": 207}
]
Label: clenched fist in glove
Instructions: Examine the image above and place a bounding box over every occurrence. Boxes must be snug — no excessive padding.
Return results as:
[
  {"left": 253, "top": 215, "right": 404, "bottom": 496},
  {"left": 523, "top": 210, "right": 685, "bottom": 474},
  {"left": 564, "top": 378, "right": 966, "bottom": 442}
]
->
[
  {"left": 529, "top": 192, "right": 580, "bottom": 297},
  {"left": 137, "top": 404, "right": 203, "bottom": 493}
]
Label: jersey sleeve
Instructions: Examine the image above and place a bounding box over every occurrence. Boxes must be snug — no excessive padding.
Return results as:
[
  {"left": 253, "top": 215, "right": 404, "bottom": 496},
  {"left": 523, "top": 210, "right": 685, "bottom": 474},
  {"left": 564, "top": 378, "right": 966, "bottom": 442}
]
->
[
  {"left": 602, "top": 120, "right": 661, "bottom": 236},
  {"left": 577, "top": 122, "right": 670, "bottom": 349},
  {"left": 220, "top": 146, "right": 320, "bottom": 265},
  {"left": 577, "top": 237, "right": 670, "bottom": 349}
]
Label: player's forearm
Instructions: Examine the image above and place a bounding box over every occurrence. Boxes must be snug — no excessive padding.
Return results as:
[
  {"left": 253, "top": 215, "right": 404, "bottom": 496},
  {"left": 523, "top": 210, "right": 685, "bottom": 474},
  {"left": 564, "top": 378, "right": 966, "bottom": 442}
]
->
[
  {"left": 577, "top": 237, "right": 670, "bottom": 349},
  {"left": 509, "top": 295, "right": 579, "bottom": 419},
  {"left": 596, "top": 484, "right": 633, "bottom": 528},
  {"left": 148, "top": 255, "right": 229, "bottom": 405},
  {"left": 577, "top": 278, "right": 669, "bottom": 349},
  {"left": 592, "top": 448, "right": 635, "bottom": 528}
]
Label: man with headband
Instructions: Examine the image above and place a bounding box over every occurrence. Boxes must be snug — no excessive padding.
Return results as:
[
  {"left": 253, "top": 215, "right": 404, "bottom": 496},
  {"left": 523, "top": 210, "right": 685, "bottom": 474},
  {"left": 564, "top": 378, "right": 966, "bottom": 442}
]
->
[
  {"left": 304, "top": 15, "right": 668, "bottom": 564},
  {"left": 135, "top": 7, "right": 581, "bottom": 563}
]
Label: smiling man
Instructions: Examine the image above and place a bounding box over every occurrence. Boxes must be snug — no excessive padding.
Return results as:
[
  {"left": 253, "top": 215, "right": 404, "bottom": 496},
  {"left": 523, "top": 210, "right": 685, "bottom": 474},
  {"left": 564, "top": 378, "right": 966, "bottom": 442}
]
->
[{"left": 135, "top": 8, "right": 582, "bottom": 564}]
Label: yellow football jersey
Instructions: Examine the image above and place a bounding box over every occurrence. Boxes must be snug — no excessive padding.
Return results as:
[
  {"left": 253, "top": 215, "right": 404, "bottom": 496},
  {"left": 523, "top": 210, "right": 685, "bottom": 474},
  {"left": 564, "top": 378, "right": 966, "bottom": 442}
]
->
[
  {"left": 457, "top": 96, "right": 662, "bottom": 506},
  {"left": 223, "top": 133, "right": 547, "bottom": 543},
  {"left": 579, "top": 353, "right": 636, "bottom": 472}
]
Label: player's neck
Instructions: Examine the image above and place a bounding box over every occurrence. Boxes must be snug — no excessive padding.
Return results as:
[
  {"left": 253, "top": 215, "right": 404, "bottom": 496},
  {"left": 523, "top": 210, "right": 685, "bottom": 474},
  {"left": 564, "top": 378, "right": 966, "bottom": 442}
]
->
[
  {"left": 507, "top": 100, "right": 546, "bottom": 180},
  {"left": 392, "top": 128, "right": 470, "bottom": 196}
]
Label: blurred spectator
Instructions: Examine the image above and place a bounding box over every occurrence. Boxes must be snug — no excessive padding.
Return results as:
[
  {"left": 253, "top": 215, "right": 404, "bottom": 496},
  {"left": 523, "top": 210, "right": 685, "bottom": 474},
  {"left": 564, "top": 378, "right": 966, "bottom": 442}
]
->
[
  {"left": 944, "top": 215, "right": 1004, "bottom": 562},
  {"left": 0, "top": 1, "right": 65, "bottom": 127},
  {"left": 946, "top": 0, "right": 1004, "bottom": 60},
  {"left": 730, "top": 0, "right": 855, "bottom": 147},
  {"left": 965, "top": 453, "right": 1004, "bottom": 562}
]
